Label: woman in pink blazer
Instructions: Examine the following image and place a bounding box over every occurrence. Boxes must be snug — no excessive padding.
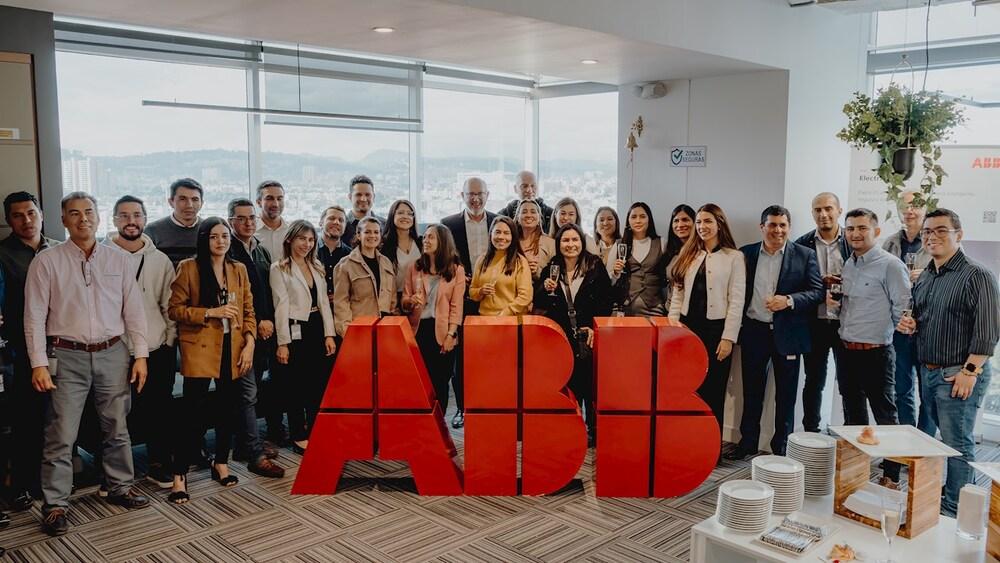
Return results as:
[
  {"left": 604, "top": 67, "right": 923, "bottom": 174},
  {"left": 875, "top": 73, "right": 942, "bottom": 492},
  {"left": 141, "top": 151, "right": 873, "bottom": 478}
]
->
[{"left": 401, "top": 224, "right": 466, "bottom": 412}]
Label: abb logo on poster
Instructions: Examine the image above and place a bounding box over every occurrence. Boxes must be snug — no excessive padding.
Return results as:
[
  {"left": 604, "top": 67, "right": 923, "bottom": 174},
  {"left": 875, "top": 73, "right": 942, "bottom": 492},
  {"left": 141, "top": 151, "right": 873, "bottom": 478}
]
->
[{"left": 292, "top": 315, "right": 720, "bottom": 498}]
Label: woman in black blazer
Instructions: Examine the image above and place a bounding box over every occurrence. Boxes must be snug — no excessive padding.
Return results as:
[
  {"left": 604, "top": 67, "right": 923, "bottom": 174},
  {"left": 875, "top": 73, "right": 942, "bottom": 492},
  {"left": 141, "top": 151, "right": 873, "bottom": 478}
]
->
[{"left": 536, "top": 223, "right": 612, "bottom": 444}]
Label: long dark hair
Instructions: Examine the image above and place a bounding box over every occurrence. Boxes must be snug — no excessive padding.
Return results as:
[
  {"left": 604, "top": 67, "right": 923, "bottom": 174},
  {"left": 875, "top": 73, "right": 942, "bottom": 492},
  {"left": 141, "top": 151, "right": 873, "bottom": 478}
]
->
[
  {"left": 195, "top": 217, "right": 236, "bottom": 308},
  {"left": 548, "top": 197, "right": 583, "bottom": 237},
  {"left": 416, "top": 224, "right": 461, "bottom": 282},
  {"left": 621, "top": 201, "right": 659, "bottom": 246},
  {"left": 670, "top": 203, "right": 738, "bottom": 286},
  {"left": 592, "top": 206, "right": 621, "bottom": 244},
  {"left": 479, "top": 215, "right": 524, "bottom": 276},
  {"left": 381, "top": 199, "right": 420, "bottom": 267},
  {"left": 666, "top": 204, "right": 696, "bottom": 259},
  {"left": 552, "top": 223, "right": 601, "bottom": 280}
]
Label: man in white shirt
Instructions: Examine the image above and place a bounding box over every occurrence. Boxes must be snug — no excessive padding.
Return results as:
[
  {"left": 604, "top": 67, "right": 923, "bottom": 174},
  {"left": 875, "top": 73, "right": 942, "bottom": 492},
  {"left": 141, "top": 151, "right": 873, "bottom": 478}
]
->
[
  {"left": 793, "top": 192, "right": 850, "bottom": 433},
  {"left": 255, "top": 180, "right": 289, "bottom": 261},
  {"left": 26, "top": 192, "right": 150, "bottom": 536},
  {"left": 440, "top": 177, "right": 497, "bottom": 429}
]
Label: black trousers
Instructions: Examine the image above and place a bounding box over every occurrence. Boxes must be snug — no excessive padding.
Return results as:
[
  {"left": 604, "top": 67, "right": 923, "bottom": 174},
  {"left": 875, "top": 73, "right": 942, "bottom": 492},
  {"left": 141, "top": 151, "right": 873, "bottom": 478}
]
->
[
  {"left": 839, "top": 344, "right": 901, "bottom": 481},
  {"left": 451, "top": 298, "right": 480, "bottom": 413},
  {"left": 9, "top": 353, "right": 44, "bottom": 496},
  {"left": 285, "top": 312, "right": 331, "bottom": 442},
  {"left": 684, "top": 317, "right": 732, "bottom": 432},
  {"left": 416, "top": 318, "right": 457, "bottom": 413},
  {"left": 132, "top": 345, "right": 176, "bottom": 468},
  {"left": 801, "top": 319, "right": 843, "bottom": 433},
  {"left": 174, "top": 336, "right": 255, "bottom": 474},
  {"left": 568, "top": 349, "right": 596, "bottom": 439},
  {"left": 738, "top": 320, "right": 801, "bottom": 455},
  {"left": 252, "top": 337, "right": 285, "bottom": 440}
]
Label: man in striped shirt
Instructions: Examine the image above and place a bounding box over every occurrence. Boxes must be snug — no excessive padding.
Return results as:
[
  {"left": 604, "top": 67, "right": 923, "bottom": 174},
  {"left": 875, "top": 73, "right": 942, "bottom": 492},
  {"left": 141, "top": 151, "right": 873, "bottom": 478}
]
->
[{"left": 898, "top": 208, "right": 1000, "bottom": 517}]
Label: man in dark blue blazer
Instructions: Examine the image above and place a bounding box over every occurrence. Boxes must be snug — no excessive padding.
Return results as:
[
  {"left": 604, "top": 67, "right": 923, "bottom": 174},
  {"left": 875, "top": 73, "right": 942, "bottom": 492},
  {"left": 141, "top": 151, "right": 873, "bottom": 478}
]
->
[
  {"left": 439, "top": 177, "right": 497, "bottom": 429},
  {"left": 794, "top": 192, "right": 850, "bottom": 434},
  {"left": 726, "top": 205, "right": 824, "bottom": 460}
]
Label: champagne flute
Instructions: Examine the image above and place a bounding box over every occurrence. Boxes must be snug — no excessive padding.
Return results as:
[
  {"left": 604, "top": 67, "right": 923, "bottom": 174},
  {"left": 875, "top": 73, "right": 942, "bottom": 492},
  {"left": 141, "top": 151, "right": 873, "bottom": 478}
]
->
[
  {"left": 904, "top": 252, "right": 917, "bottom": 272},
  {"left": 616, "top": 242, "right": 628, "bottom": 263},
  {"left": 901, "top": 296, "right": 913, "bottom": 320},
  {"left": 548, "top": 264, "right": 560, "bottom": 297},
  {"left": 879, "top": 494, "right": 904, "bottom": 563}
]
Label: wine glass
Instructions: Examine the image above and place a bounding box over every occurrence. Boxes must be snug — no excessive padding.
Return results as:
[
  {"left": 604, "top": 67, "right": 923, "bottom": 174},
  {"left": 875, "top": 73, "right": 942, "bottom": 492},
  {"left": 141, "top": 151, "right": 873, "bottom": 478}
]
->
[
  {"left": 616, "top": 242, "right": 628, "bottom": 262},
  {"left": 901, "top": 297, "right": 913, "bottom": 321},
  {"left": 904, "top": 253, "right": 917, "bottom": 272},
  {"left": 878, "top": 494, "right": 905, "bottom": 563},
  {"left": 548, "top": 264, "right": 560, "bottom": 297}
]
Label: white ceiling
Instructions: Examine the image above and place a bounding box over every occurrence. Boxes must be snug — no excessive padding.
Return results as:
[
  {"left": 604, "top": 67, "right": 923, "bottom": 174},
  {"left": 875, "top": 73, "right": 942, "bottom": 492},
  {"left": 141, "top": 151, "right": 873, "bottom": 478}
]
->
[{"left": 1, "top": 0, "right": 772, "bottom": 84}]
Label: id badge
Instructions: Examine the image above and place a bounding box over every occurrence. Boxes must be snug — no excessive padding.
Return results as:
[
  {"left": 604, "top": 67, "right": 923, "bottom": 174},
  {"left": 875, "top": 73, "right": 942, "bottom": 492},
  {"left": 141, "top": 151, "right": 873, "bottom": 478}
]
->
[{"left": 291, "top": 323, "right": 303, "bottom": 341}]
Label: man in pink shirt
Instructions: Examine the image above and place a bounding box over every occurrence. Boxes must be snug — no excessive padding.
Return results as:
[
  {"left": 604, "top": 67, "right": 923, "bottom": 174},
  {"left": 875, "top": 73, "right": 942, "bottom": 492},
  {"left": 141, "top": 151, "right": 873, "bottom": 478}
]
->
[{"left": 24, "top": 192, "right": 150, "bottom": 536}]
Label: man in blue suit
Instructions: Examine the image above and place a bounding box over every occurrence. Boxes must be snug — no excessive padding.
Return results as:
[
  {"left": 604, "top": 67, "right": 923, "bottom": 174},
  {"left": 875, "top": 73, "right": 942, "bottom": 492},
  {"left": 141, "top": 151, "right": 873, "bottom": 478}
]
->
[{"left": 726, "top": 205, "right": 824, "bottom": 460}]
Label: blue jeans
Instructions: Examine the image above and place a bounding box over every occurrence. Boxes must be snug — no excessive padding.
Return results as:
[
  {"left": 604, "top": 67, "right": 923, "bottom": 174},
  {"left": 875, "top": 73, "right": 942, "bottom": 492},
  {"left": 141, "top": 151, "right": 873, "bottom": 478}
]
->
[
  {"left": 893, "top": 332, "right": 937, "bottom": 436},
  {"left": 921, "top": 363, "right": 991, "bottom": 516}
]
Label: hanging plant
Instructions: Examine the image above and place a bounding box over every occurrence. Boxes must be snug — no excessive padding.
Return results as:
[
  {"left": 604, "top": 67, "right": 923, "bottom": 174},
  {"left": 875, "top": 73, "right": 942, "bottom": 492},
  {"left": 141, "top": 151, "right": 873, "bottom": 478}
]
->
[{"left": 836, "top": 84, "right": 964, "bottom": 215}]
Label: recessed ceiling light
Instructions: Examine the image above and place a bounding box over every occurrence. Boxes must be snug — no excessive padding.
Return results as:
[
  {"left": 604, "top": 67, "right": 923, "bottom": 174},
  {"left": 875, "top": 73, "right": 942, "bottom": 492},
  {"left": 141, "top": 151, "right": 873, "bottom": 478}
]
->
[
  {"left": 580, "top": 59, "right": 599, "bottom": 65},
  {"left": 372, "top": 26, "right": 395, "bottom": 34}
]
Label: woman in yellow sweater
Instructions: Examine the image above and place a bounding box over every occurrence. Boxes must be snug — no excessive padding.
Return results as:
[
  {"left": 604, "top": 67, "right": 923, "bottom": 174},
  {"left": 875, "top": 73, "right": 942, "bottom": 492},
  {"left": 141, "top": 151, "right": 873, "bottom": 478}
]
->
[{"left": 469, "top": 216, "right": 533, "bottom": 316}]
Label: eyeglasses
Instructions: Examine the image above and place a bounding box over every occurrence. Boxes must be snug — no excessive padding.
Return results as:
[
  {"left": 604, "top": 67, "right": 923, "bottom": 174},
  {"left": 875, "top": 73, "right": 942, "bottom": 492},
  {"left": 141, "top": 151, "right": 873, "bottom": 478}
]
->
[
  {"left": 115, "top": 213, "right": 145, "bottom": 221},
  {"left": 921, "top": 227, "right": 959, "bottom": 238},
  {"left": 229, "top": 215, "right": 257, "bottom": 224}
]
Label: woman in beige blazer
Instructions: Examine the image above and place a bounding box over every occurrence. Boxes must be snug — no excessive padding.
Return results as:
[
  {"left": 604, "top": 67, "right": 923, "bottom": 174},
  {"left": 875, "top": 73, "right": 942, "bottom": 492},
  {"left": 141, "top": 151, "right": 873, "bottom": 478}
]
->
[
  {"left": 168, "top": 218, "right": 282, "bottom": 503},
  {"left": 515, "top": 199, "right": 555, "bottom": 280},
  {"left": 667, "top": 204, "right": 746, "bottom": 433},
  {"left": 270, "top": 220, "right": 336, "bottom": 454},
  {"left": 333, "top": 217, "right": 397, "bottom": 337}
]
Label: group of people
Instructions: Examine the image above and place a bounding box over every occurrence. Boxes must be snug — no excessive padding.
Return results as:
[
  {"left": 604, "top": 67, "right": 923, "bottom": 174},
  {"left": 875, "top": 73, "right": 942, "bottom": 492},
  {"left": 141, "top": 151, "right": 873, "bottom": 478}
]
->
[{"left": 0, "top": 170, "right": 996, "bottom": 537}]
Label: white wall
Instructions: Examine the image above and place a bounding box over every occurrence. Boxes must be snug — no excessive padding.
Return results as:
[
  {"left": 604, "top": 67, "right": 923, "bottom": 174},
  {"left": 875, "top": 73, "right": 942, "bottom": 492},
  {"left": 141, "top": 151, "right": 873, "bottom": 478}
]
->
[
  {"left": 618, "top": 70, "right": 789, "bottom": 244},
  {"left": 446, "top": 0, "right": 870, "bottom": 237}
]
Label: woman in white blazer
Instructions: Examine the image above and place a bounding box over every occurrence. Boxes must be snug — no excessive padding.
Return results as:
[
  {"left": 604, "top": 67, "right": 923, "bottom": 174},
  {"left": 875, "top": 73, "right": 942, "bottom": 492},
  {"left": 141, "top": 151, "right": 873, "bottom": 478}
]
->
[
  {"left": 668, "top": 203, "right": 746, "bottom": 433},
  {"left": 269, "top": 220, "right": 336, "bottom": 454}
]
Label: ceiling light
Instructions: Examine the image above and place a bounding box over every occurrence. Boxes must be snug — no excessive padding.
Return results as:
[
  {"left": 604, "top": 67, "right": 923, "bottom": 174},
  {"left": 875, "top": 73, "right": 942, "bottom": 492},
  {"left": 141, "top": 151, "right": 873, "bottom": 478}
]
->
[
  {"left": 580, "top": 59, "right": 599, "bottom": 65},
  {"left": 372, "top": 26, "right": 395, "bottom": 34}
]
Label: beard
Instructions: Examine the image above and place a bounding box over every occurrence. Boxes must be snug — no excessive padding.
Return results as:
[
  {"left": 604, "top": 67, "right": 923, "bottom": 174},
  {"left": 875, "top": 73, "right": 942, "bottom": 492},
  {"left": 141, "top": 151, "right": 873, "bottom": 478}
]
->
[{"left": 120, "top": 228, "right": 143, "bottom": 241}]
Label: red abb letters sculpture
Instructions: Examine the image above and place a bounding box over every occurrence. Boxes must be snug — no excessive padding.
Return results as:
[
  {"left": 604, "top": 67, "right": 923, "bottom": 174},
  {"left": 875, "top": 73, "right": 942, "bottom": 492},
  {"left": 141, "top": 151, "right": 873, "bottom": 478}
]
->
[{"left": 292, "top": 315, "right": 719, "bottom": 498}]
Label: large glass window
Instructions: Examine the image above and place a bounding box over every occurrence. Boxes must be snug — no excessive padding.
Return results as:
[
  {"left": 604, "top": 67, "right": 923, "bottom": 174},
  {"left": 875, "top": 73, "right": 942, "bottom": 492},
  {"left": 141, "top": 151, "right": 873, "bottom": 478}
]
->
[
  {"left": 871, "top": 5, "right": 1000, "bottom": 428},
  {"left": 55, "top": 23, "right": 618, "bottom": 240},
  {"left": 56, "top": 51, "right": 250, "bottom": 235},
  {"left": 539, "top": 92, "right": 618, "bottom": 233},
  {"left": 260, "top": 125, "right": 409, "bottom": 221},
  {"left": 421, "top": 89, "right": 527, "bottom": 223}
]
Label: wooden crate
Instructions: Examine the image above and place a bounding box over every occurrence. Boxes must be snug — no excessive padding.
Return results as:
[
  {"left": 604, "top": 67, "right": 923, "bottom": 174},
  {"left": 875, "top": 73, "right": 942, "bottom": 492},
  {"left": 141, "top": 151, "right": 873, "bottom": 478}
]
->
[{"left": 833, "top": 438, "right": 944, "bottom": 539}]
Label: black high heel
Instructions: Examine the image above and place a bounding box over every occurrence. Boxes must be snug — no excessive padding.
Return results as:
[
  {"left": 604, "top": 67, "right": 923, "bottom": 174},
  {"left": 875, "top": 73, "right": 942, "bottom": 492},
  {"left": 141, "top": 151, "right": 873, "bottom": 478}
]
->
[
  {"left": 168, "top": 475, "right": 189, "bottom": 505},
  {"left": 211, "top": 464, "right": 239, "bottom": 487}
]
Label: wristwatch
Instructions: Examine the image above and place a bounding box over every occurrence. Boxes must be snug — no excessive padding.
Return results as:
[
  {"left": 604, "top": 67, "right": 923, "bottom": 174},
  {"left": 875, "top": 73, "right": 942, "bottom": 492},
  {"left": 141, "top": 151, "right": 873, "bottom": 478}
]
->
[
  {"left": 447, "top": 331, "right": 458, "bottom": 338},
  {"left": 963, "top": 362, "right": 984, "bottom": 376}
]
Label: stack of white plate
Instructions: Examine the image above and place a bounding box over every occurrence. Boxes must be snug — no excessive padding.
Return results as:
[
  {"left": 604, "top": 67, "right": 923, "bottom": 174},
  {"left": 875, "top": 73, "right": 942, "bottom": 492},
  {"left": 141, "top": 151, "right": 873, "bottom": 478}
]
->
[
  {"left": 716, "top": 480, "right": 774, "bottom": 533},
  {"left": 752, "top": 455, "right": 805, "bottom": 514},
  {"left": 786, "top": 432, "right": 837, "bottom": 496}
]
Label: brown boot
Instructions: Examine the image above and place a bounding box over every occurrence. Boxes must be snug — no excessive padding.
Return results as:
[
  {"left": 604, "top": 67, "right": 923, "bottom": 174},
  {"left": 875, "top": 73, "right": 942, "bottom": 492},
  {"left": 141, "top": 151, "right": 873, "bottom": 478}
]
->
[{"left": 248, "top": 457, "right": 285, "bottom": 478}]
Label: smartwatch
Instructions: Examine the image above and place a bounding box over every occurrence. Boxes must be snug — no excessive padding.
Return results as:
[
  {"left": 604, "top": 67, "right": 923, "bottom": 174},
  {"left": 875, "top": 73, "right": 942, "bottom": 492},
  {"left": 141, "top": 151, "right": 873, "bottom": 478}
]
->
[{"left": 964, "top": 362, "right": 984, "bottom": 376}]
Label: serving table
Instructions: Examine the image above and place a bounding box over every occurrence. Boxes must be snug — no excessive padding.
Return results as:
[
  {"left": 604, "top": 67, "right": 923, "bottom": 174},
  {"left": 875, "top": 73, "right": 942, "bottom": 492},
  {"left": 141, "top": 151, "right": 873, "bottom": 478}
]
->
[{"left": 689, "top": 495, "right": 990, "bottom": 563}]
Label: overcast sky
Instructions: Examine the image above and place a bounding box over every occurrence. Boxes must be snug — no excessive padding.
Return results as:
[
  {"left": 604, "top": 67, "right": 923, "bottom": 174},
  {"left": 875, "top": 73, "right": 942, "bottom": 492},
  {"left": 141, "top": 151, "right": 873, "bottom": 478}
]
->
[{"left": 56, "top": 52, "right": 617, "bottom": 163}]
